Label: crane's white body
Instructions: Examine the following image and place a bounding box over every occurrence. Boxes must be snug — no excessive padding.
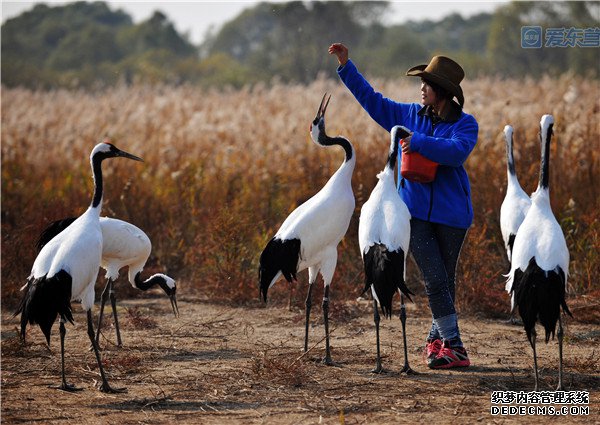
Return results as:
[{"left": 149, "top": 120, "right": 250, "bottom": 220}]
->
[
  {"left": 273, "top": 155, "right": 355, "bottom": 286},
  {"left": 359, "top": 166, "right": 410, "bottom": 258},
  {"left": 500, "top": 178, "right": 531, "bottom": 258},
  {"left": 499, "top": 125, "right": 531, "bottom": 261},
  {"left": 100, "top": 217, "right": 151, "bottom": 282},
  {"left": 28, "top": 144, "right": 119, "bottom": 312},
  {"left": 505, "top": 187, "right": 569, "bottom": 305},
  {"left": 30, "top": 207, "right": 102, "bottom": 311},
  {"left": 358, "top": 167, "right": 410, "bottom": 302},
  {"left": 98, "top": 217, "right": 174, "bottom": 291}
]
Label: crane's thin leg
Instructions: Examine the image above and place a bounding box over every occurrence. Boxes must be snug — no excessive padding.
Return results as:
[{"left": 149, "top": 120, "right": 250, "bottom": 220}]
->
[
  {"left": 51, "top": 318, "right": 81, "bottom": 391},
  {"left": 556, "top": 314, "right": 564, "bottom": 391},
  {"left": 288, "top": 281, "right": 294, "bottom": 311},
  {"left": 399, "top": 294, "right": 414, "bottom": 374},
  {"left": 372, "top": 299, "right": 383, "bottom": 374},
  {"left": 322, "top": 285, "right": 335, "bottom": 366},
  {"left": 95, "top": 279, "right": 110, "bottom": 346},
  {"left": 108, "top": 282, "right": 122, "bottom": 347},
  {"left": 304, "top": 282, "right": 314, "bottom": 353},
  {"left": 528, "top": 328, "right": 539, "bottom": 392},
  {"left": 87, "top": 310, "right": 125, "bottom": 393}
]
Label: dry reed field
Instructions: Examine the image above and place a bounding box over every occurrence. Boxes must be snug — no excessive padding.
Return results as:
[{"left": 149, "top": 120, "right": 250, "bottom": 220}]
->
[{"left": 1, "top": 77, "right": 599, "bottom": 423}]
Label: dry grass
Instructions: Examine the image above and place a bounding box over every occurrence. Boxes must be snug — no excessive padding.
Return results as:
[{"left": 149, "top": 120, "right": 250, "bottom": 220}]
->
[
  {"left": 250, "top": 349, "right": 311, "bottom": 388},
  {"left": 125, "top": 306, "right": 158, "bottom": 329},
  {"left": 2, "top": 75, "right": 599, "bottom": 319}
]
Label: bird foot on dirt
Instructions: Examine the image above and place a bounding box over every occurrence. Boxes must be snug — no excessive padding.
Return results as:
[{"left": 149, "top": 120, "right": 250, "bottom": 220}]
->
[
  {"left": 50, "top": 383, "right": 83, "bottom": 392},
  {"left": 322, "top": 357, "right": 340, "bottom": 367},
  {"left": 99, "top": 383, "right": 127, "bottom": 394},
  {"left": 400, "top": 365, "right": 417, "bottom": 375},
  {"left": 371, "top": 365, "right": 386, "bottom": 374}
]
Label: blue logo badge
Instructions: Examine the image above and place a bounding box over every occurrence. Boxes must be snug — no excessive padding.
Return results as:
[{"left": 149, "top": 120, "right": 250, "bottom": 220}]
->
[{"left": 521, "top": 26, "right": 542, "bottom": 48}]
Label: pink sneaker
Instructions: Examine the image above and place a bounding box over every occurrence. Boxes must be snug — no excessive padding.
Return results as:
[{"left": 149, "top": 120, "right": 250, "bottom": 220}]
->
[
  {"left": 429, "top": 340, "right": 470, "bottom": 369},
  {"left": 425, "top": 339, "right": 443, "bottom": 366}
]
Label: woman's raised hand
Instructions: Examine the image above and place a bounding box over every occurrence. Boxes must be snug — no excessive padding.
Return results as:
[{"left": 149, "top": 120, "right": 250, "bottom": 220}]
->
[{"left": 328, "top": 43, "right": 349, "bottom": 66}]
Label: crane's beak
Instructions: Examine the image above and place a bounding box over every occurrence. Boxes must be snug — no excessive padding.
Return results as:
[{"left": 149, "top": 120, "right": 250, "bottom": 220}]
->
[
  {"left": 312, "top": 93, "right": 331, "bottom": 124},
  {"left": 116, "top": 148, "right": 144, "bottom": 162},
  {"left": 170, "top": 293, "right": 180, "bottom": 317}
]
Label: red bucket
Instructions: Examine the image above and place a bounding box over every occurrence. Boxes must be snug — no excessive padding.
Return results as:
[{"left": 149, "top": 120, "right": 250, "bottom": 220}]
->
[{"left": 400, "top": 140, "right": 438, "bottom": 183}]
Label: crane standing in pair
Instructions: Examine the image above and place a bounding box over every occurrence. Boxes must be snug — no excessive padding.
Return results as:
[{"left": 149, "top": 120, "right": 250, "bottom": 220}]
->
[
  {"left": 359, "top": 125, "right": 414, "bottom": 374},
  {"left": 259, "top": 94, "right": 355, "bottom": 365},
  {"left": 506, "top": 115, "right": 572, "bottom": 391},
  {"left": 500, "top": 125, "right": 532, "bottom": 324},
  {"left": 36, "top": 217, "right": 178, "bottom": 348},
  {"left": 16, "top": 141, "right": 143, "bottom": 392},
  {"left": 500, "top": 125, "right": 531, "bottom": 262}
]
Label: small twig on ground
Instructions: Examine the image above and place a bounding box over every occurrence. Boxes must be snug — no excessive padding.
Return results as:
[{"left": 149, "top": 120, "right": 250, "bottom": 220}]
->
[
  {"left": 146, "top": 371, "right": 168, "bottom": 400},
  {"left": 453, "top": 395, "right": 468, "bottom": 415},
  {"left": 142, "top": 395, "right": 172, "bottom": 409},
  {"left": 500, "top": 358, "right": 517, "bottom": 387}
]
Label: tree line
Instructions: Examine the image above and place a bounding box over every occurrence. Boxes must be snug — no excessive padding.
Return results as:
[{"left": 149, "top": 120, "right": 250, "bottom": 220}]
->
[{"left": 2, "top": 1, "right": 598, "bottom": 89}]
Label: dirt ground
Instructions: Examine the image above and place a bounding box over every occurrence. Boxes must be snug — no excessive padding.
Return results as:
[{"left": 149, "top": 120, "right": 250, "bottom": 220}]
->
[{"left": 1, "top": 288, "right": 598, "bottom": 424}]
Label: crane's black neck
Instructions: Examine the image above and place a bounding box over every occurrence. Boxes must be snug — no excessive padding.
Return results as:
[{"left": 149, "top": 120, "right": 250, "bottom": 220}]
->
[
  {"left": 539, "top": 123, "right": 553, "bottom": 189},
  {"left": 506, "top": 133, "right": 516, "bottom": 175},
  {"left": 134, "top": 272, "right": 172, "bottom": 295},
  {"left": 91, "top": 154, "right": 105, "bottom": 208},
  {"left": 386, "top": 132, "right": 401, "bottom": 171},
  {"left": 134, "top": 272, "right": 158, "bottom": 291},
  {"left": 317, "top": 124, "right": 353, "bottom": 162}
]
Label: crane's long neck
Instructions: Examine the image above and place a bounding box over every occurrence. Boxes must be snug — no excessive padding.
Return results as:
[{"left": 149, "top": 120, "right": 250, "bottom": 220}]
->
[
  {"left": 539, "top": 122, "right": 553, "bottom": 190},
  {"left": 315, "top": 120, "right": 354, "bottom": 163},
  {"left": 505, "top": 130, "right": 516, "bottom": 176},
  {"left": 321, "top": 135, "right": 354, "bottom": 163},
  {"left": 386, "top": 130, "right": 401, "bottom": 172},
  {"left": 134, "top": 272, "right": 160, "bottom": 291},
  {"left": 91, "top": 154, "right": 104, "bottom": 209}
]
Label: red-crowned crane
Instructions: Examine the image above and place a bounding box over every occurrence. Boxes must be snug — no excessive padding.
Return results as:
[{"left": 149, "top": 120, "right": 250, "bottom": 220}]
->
[
  {"left": 359, "top": 125, "right": 414, "bottom": 374},
  {"left": 499, "top": 125, "right": 532, "bottom": 324},
  {"left": 500, "top": 125, "right": 531, "bottom": 262},
  {"left": 15, "top": 141, "right": 143, "bottom": 392},
  {"left": 505, "top": 115, "right": 572, "bottom": 391},
  {"left": 36, "top": 217, "right": 178, "bottom": 347},
  {"left": 259, "top": 94, "right": 355, "bottom": 365}
]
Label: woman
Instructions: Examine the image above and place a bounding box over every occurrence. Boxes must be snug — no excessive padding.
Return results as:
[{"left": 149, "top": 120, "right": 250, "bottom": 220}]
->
[{"left": 329, "top": 43, "right": 478, "bottom": 369}]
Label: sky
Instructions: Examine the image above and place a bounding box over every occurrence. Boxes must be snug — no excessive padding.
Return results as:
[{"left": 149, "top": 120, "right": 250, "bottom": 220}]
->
[{"left": 1, "top": 1, "right": 507, "bottom": 45}]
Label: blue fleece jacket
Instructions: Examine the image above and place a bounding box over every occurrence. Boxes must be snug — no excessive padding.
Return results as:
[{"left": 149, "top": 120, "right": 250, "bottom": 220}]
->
[{"left": 338, "top": 60, "right": 478, "bottom": 229}]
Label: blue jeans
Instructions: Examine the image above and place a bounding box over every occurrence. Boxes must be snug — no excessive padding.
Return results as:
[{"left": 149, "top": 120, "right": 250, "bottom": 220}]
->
[{"left": 409, "top": 218, "right": 467, "bottom": 346}]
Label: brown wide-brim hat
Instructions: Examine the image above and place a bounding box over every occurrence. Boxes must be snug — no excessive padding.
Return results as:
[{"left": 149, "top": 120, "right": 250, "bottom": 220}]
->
[{"left": 406, "top": 56, "right": 465, "bottom": 107}]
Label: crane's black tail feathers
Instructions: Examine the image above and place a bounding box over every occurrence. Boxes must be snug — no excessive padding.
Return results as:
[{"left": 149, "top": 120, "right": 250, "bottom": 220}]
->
[
  {"left": 512, "top": 257, "right": 572, "bottom": 344},
  {"left": 15, "top": 270, "right": 73, "bottom": 344},
  {"left": 507, "top": 233, "right": 516, "bottom": 260},
  {"left": 36, "top": 216, "right": 77, "bottom": 252},
  {"left": 363, "top": 244, "right": 413, "bottom": 319},
  {"left": 258, "top": 237, "right": 301, "bottom": 302}
]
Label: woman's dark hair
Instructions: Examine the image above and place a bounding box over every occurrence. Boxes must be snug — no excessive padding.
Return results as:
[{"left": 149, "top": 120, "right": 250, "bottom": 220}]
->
[{"left": 422, "top": 78, "right": 453, "bottom": 101}]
